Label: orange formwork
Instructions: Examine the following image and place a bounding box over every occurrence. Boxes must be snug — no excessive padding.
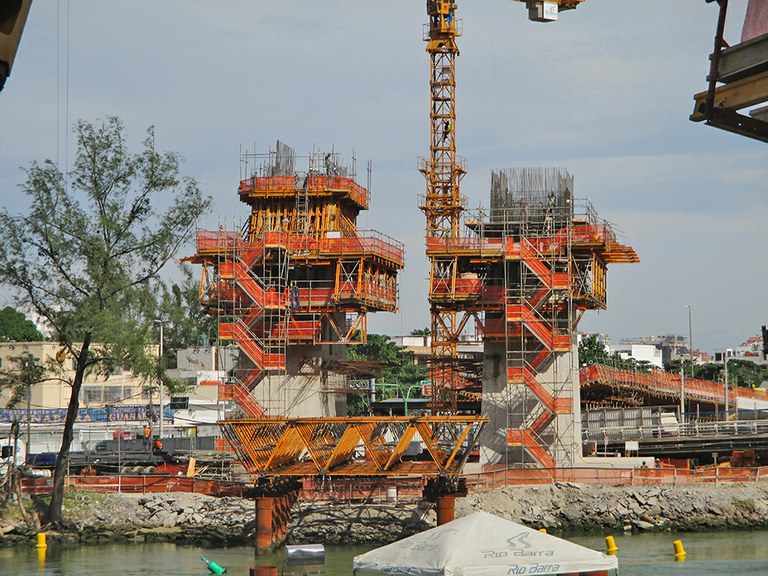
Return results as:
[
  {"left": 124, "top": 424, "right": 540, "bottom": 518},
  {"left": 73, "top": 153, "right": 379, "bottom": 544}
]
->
[{"left": 186, "top": 143, "right": 404, "bottom": 417}]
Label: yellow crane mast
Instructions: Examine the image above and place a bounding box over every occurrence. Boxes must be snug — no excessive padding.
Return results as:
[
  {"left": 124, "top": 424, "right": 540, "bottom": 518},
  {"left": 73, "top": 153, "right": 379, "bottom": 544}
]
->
[
  {"left": 418, "top": 1, "right": 587, "bottom": 412},
  {"left": 418, "top": 1, "right": 466, "bottom": 412}
]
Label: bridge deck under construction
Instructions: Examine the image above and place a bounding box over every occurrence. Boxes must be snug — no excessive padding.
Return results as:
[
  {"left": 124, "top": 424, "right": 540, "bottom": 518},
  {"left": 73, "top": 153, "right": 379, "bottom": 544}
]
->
[{"left": 220, "top": 416, "right": 487, "bottom": 478}]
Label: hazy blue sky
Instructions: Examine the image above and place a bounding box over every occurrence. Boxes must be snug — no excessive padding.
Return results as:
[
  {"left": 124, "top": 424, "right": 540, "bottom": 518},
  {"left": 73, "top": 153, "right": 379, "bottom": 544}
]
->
[{"left": 1, "top": 1, "right": 765, "bottom": 354}]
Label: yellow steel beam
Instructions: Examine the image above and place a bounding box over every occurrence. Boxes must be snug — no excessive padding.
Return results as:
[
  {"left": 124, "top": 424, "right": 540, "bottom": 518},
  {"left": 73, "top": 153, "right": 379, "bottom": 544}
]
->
[
  {"left": 355, "top": 421, "right": 390, "bottom": 471},
  {"left": 415, "top": 421, "right": 449, "bottom": 470},
  {"left": 220, "top": 416, "right": 487, "bottom": 477},
  {"left": 324, "top": 424, "right": 363, "bottom": 471},
  {"left": 691, "top": 70, "right": 768, "bottom": 122},
  {"left": 383, "top": 423, "right": 418, "bottom": 471},
  {"left": 443, "top": 421, "right": 474, "bottom": 470}
]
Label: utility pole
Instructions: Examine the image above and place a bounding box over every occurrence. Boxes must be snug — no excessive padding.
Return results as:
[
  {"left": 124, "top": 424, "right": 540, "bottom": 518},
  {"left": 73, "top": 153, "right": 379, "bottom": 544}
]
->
[
  {"left": 685, "top": 304, "right": 695, "bottom": 378},
  {"left": 26, "top": 383, "right": 31, "bottom": 459},
  {"left": 153, "top": 319, "right": 165, "bottom": 438},
  {"left": 680, "top": 367, "right": 685, "bottom": 424},
  {"left": 723, "top": 349, "right": 730, "bottom": 420},
  {"left": 21, "top": 358, "right": 31, "bottom": 459},
  {"left": 723, "top": 350, "right": 728, "bottom": 420}
]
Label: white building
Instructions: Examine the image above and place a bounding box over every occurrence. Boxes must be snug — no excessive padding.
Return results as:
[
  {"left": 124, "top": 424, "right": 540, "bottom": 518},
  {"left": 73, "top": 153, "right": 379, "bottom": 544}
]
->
[{"left": 611, "top": 344, "right": 664, "bottom": 370}]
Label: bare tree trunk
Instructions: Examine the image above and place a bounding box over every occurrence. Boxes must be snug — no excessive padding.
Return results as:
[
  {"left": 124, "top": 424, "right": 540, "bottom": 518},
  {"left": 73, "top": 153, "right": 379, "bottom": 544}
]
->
[{"left": 45, "top": 333, "right": 91, "bottom": 526}]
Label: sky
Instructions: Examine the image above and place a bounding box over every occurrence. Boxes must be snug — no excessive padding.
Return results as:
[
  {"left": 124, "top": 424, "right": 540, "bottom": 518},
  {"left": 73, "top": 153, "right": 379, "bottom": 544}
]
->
[{"left": 0, "top": 0, "right": 766, "bottom": 356}]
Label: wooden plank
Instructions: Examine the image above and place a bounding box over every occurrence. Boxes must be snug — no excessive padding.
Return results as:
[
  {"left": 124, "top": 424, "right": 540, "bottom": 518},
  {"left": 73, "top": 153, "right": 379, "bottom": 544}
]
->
[{"left": 691, "top": 70, "right": 768, "bottom": 122}]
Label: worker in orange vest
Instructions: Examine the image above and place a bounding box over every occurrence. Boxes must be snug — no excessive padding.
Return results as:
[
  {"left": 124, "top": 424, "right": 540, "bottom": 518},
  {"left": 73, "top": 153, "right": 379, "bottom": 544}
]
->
[{"left": 143, "top": 424, "right": 151, "bottom": 450}]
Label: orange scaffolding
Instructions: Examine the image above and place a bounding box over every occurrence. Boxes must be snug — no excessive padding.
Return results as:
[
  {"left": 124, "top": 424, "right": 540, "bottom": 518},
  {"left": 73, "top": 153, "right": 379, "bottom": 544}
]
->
[
  {"left": 415, "top": 3, "right": 638, "bottom": 474},
  {"left": 186, "top": 142, "right": 404, "bottom": 417}
]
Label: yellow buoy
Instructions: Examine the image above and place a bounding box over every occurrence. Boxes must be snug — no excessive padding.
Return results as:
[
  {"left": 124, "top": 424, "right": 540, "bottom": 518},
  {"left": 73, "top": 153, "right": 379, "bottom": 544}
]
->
[
  {"left": 673, "top": 539, "right": 686, "bottom": 561},
  {"left": 35, "top": 532, "right": 47, "bottom": 550},
  {"left": 605, "top": 535, "right": 618, "bottom": 555},
  {"left": 538, "top": 528, "right": 547, "bottom": 534}
]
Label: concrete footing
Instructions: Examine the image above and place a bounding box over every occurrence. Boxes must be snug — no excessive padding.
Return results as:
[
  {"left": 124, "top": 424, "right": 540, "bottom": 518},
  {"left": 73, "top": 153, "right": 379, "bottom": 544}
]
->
[
  {"left": 255, "top": 491, "right": 298, "bottom": 555},
  {"left": 436, "top": 494, "right": 456, "bottom": 525}
]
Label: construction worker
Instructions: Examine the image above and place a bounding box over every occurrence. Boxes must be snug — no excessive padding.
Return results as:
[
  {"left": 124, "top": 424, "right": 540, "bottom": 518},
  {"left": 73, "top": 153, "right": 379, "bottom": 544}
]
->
[
  {"left": 143, "top": 424, "right": 151, "bottom": 450},
  {"left": 289, "top": 281, "right": 301, "bottom": 309},
  {"left": 443, "top": 120, "right": 451, "bottom": 142}
]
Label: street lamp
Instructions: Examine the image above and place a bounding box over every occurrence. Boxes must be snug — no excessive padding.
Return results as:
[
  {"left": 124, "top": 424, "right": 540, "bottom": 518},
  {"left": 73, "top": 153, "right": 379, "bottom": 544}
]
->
[
  {"left": 402, "top": 385, "right": 423, "bottom": 416},
  {"left": 373, "top": 382, "right": 423, "bottom": 416},
  {"left": 685, "top": 304, "right": 695, "bottom": 378},
  {"left": 723, "top": 348, "right": 731, "bottom": 420},
  {"left": 153, "top": 319, "right": 165, "bottom": 438}
]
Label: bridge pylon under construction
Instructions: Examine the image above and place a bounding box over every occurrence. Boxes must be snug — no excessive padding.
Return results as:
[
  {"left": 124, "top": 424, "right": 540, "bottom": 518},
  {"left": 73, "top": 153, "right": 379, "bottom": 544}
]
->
[
  {"left": 416, "top": 3, "right": 638, "bottom": 471},
  {"left": 420, "top": 165, "right": 638, "bottom": 470},
  {"left": 187, "top": 142, "right": 404, "bottom": 418}
]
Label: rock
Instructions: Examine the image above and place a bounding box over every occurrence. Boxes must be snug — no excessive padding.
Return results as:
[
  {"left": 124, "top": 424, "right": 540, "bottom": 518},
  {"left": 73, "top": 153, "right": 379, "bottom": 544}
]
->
[{"left": 634, "top": 520, "right": 655, "bottom": 531}]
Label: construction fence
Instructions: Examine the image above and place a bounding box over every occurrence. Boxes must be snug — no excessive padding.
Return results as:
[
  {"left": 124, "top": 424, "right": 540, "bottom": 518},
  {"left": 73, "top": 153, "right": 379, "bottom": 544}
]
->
[
  {"left": 463, "top": 465, "right": 768, "bottom": 491},
  {"left": 18, "top": 466, "right": 768, "bottom": 501}
]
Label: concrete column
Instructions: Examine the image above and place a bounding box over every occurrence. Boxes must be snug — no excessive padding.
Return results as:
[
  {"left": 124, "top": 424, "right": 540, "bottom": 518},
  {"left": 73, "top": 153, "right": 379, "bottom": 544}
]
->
[
  {"left": 255, "top": 497, "right": 275, "bottom": 555},
  {"left": 250, "top": 567, "right": 279, "bottom": 576},
  {"left": 436, "top": 494, "right": 456, "bottom": 525}
]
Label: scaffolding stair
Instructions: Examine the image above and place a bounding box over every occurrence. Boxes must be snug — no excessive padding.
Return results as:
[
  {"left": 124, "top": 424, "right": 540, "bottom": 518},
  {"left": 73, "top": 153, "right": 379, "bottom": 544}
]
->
[
  {"left": 505, "top": 303, "right": 571, "bottom": 351},
  {"left": 507, "top": 366, "right": 571, "bottom": 417},
  {"left": 219, "top": 261, "right": 266, "bottom": 308},
  {"left": 506, "top": 429, "right": 556, "bottom": 469},
  {"left": 231, "top": 379, "right": 265, "bottom": 417}
]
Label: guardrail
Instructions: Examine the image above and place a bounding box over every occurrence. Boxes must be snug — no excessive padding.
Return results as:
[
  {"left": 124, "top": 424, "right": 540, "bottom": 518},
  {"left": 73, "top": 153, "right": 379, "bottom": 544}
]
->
[
  {"left": 583, "top": 420, "right": 768, "bottom": 442},
  {"left": 20, "top": 474, "right": 251, "bottom": 497}
]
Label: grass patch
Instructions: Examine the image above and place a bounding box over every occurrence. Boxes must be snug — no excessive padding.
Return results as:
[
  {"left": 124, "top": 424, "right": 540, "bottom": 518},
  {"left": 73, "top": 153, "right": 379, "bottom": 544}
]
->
[{"left": 732, "top": 498, "right": 756, "bottom": 512}]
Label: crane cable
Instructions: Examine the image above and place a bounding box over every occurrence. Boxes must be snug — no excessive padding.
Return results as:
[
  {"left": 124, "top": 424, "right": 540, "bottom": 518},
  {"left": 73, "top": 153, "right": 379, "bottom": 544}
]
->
[{"left": 56, "top": 0, "right": 70, "bottom": 190}]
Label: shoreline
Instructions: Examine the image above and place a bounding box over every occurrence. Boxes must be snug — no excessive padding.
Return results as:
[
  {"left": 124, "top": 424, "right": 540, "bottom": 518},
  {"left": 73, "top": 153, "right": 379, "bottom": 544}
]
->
[{"left": 2, "top": 482, "right": 767, "bottom": 548}]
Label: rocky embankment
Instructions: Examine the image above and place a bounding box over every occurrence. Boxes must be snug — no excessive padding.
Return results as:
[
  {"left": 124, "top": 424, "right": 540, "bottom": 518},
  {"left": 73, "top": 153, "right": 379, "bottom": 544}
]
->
[
  {"left": 455, "top": 482, "right": 768, "bottom": 533},
  {"left": 2, "top": 482, "right": 767, "bottom": 547}
]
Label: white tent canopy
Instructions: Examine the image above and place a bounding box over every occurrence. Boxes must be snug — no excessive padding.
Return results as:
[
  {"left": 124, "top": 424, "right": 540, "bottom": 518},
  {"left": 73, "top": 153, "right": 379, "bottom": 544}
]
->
[{"left": 353, "top": 511, "right": 618, "bottom": 576}]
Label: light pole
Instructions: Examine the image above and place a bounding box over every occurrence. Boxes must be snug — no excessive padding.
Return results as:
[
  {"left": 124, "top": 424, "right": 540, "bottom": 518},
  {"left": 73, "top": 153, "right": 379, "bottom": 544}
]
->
[
  {"left": 153, "top": 319, "right": 165, "bottom": 438},
  {"left": 685, "top": 304, "right": 695, "bottom": 378},
  {"left": 723, "top": 349, "right": 731, "bottom": 420},
  {"left": 373, "top": 382, "right": 423, "bottom": 416},
  {"left": 21, "top": 358, "right": 31, "bottom": 459},
  {"left": 402, "top": 385, "right": 422, "bottom": 416}
]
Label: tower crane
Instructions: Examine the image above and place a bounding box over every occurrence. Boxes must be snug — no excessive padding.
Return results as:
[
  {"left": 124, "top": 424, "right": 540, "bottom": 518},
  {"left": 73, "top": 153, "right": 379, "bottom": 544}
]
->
[
  {"left": 0, "top": 0, "right": 32, "bottom": 92},
  {"left": 418, "top": 0, "right": 586, "bottom": 412}
]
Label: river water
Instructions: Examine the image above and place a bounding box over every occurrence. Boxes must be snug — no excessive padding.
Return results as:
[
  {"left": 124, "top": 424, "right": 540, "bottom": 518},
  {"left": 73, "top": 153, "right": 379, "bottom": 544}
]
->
[{"left": 1, "top": 531, "right": 766, "bottom": 575}]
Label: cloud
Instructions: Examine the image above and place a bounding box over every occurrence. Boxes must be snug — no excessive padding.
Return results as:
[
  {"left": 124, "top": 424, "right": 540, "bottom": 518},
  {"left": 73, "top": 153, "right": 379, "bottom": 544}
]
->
[{"left": 1, "top": 0, "right": 765, "bottom": 353}]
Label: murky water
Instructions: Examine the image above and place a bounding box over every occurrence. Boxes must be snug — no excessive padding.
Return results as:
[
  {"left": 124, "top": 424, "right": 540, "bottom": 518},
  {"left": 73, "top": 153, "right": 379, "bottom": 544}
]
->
[{"left": 0, "top": 531, "right": 766, "bottom": 575}]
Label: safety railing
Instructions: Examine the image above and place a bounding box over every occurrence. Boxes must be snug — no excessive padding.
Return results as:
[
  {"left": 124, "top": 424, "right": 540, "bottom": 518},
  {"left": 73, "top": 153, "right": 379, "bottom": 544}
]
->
[
  {"left": 319, "top": 230, "right": 405, "bottom": 266},
  {"left": 239, "top": 174, "right": 370, "bottom": 209},
  {"left": 20, "top": 474, "right": 251, "bottom": 497},
  {"left": 462, "top": 465, "right": 768, "bottom": 491},
  {"left": 581, "top": 364, "right": 768, "bottom": 405},
  {"left": 583, "top": 419, "right": 768, "bottom": 442}
]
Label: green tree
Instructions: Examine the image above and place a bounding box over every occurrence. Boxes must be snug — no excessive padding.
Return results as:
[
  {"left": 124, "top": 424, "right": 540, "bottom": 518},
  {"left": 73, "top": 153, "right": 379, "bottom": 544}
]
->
[
  {"left": 0, "top": 307, "right": 43, "bottom": 342},
  {"left": 0, "top": 116, "right": 210, "bottom": 525},
  {"left": 578, "top": 335, "right": 611, "bottom": 368},
  {"left": 157, "top": 264, "right": 217, "bottom": 365},
  {"left": 346, "top": 334, "right": 426, "bottom": 415},
  {"left": 726, "top": 360, "right": 768, "bottom": 389},
  {"left": 578, "top": 335, "right": 638, "bottom": 370}
]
